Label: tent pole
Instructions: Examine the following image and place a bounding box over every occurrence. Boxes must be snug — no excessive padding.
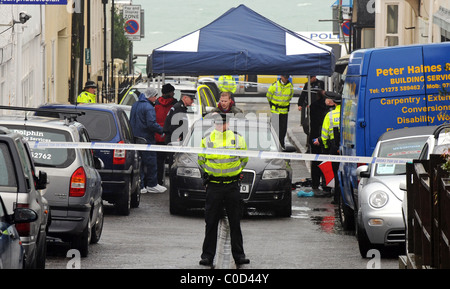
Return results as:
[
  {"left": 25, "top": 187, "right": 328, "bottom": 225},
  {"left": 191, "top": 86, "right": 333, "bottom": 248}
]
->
[{"left": 307, "top": 75, "right": 311, "bottom": 152}]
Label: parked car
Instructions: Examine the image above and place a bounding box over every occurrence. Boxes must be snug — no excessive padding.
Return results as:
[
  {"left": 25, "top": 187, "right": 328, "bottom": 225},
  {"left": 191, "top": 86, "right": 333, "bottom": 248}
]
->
[
  {"left": 418, "top": 123, "right": 450, "bottom": 161},
  {"left": 0, "top": 126, "right": 49, "bottom": 268},
  {"left": 355, "top": 126, "right": 436, "bottom": 257},
  {"left": 0, "top": 195, "right": 38, "bottom": 269},
  {"left": 0, "top": 114, "right": 104, "bottom": 257},
  {"left": 169, "top": 116, "right": 294, "bottom": 217},
  {"left": 36, "top": 104, "right": 142, "bottom": 216}
]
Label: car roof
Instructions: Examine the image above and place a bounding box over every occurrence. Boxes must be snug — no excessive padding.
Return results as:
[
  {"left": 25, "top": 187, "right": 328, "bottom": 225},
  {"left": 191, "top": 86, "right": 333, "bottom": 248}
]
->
[
  {"left": 378, "top": 125, "right": 438, "bottom": 142},
  {"left": 0, "top": 114, "right": 85, "bottom": 131}
]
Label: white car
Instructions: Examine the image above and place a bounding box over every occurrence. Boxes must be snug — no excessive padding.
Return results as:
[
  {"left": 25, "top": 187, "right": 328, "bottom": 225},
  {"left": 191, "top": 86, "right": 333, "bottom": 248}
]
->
[{"left": 355, "top": 126, "right": 437, "bottom": 257}]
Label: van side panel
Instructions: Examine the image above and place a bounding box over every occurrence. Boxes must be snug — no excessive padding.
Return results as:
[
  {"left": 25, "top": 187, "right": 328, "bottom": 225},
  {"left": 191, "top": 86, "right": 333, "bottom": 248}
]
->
[
  {"left": 422, "top": 44, "right": 450, "bottom": 124},
  {"left": 365, "top": 46, "right": 425, "bottom": 155},
  {"left": 339, "top": 42, "right": 450, "bottom": 211}
]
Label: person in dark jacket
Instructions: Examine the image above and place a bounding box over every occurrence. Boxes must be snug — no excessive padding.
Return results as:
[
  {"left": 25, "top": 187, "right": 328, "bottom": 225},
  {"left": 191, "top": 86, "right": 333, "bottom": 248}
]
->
[
  {"left": 155, "top": 84, "right": 178, "bottom": 185},
  {"left": 297, "top": 76, "right": 325, "bottom": 139},
  {"left": 163, "top": 92, "right": 195, "bottom": 166},
  {"left": 308, "top": 88, "right": 331, "bottom": 196},
  {"left": 130, "top": 87, "right": 166, "bottom": 194}
]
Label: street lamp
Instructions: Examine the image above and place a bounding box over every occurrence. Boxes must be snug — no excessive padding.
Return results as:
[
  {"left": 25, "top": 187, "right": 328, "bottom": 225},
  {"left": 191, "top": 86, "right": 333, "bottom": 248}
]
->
[{"left": 0, "top": 11, "right": 32, "bottom": 27}]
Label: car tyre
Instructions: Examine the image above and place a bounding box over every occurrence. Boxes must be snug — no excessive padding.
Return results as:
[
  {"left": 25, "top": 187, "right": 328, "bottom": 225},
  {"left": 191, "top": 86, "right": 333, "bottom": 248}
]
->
[
  {"left": 338, "top": 192, "right": 355, "bottom": 231},
  {"left": 90, "top": 201, "right": 104, "bottom": 244},
  {"left": 35, "top": 231, "right": 47, "bottom": 269},
  {"left": 72, "top": 214, "right": 91, "bottom": 257},
  {"left": 131, "top": 176, "right": 141, "bottom": 208},
  {"left": 117, "top": 179, "right": 132, "bottom": 216}
]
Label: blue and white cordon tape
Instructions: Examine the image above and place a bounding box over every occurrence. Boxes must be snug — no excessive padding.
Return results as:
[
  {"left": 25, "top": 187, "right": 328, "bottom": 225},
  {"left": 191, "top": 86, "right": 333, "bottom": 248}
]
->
[{"left": 28, "top": 141, "right": 412, "bottom": 164}]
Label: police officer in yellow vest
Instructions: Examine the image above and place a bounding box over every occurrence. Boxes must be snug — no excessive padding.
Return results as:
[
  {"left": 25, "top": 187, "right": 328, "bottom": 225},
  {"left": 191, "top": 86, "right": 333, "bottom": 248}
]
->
[
  {"left": 77, "top": 80, "right": 97, "bottom": 104},
  {"left": 198, "top": 113, "right": 250, "bottom": 267},
  {"left": 218, "top": 75, "right": 237, "bottom": 93},
  {"left": 313, "top": 91, "right": 342, "bottom": 201},
  {"left": 266, "top": 75, "right": 294, "bottom": 148}
]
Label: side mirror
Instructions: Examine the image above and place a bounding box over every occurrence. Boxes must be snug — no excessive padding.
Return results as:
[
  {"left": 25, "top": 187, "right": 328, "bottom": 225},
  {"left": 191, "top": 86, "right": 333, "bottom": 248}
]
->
[
  {"left": 12, "top": 207, "right": 37, "bottom": 224},
  {"left": 356, "top": 165, "right": 369, "bottom": 178},
  {"left": 35, "top": 171, "right": 47, "bottom": 190},
  {"left": 94, "top": 156, "right": 104, "bottom": 170}
]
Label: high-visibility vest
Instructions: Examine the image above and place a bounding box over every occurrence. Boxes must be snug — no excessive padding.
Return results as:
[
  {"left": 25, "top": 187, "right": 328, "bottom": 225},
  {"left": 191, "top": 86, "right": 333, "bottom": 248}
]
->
[
  {"left": 77, "top": 91, "right": 96, "bottom": 103},
  {"left": 218, "top": 75, "right": 237, "bottom": 93},
  {"left": 321, "top": 105, "right": 341, "bottom": 149},
  {"left": 198, "top": 129, "right": 248, "bottom": 180},
  {"left": 266, "top": 80, "right": 294, "bottom": 114}
]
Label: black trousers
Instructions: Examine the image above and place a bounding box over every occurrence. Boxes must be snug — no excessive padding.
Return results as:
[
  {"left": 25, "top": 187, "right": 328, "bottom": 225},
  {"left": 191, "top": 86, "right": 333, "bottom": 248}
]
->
[
  {"left": 271, "top": 113, "right": 288, "bottom": 148},
  {"left": 309, "top": 141, "right": 325, "bottom": 189},
  {"left": 201, "top": 181, "right": 245, "bottom": 262}
]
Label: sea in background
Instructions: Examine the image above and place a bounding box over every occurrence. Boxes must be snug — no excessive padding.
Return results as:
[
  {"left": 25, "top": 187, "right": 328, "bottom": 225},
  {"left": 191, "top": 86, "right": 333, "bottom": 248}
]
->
[{"left": 131, "top": 0, "right": 336, "bottom": 72}]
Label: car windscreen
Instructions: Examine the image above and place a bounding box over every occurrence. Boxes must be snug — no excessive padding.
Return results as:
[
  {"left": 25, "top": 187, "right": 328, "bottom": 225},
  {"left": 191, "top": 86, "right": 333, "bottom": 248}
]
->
[
  {"left": 375, "top": 136, "right": 428, "bottom": 176},
  {"left": 6, "top": 125, "right": 76, "bottom": 168},
  {"left": 186, "top": 120, "right": 278, "bottom": 151},
  {"left": 76, "top": 111, "right": 117, "bottom": 142},
  {"left": 121, "top": 88, "right": 143, "bottom": 105},
  {"left": 0, "top": 142, "right": 17, "bottom": 191}
]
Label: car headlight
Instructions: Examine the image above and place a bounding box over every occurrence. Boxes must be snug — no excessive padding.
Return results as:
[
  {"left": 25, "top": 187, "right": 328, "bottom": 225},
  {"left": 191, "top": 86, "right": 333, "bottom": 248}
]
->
[
  {"left": 176, "top": 167, "right": 201, "bottom": 178},
  {"left": 369, "top": 191, "right": 389, "bottom": 208},
  {"left": 262, "top": 169, "right": 287, "bottom": 180}
]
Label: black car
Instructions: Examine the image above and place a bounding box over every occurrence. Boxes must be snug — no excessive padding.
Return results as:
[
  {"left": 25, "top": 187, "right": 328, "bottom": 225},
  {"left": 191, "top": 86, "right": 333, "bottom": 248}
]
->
[
  {"left": 36, "top": 104, "right": 142, "bottom": 215},
  {"left": 169, "top": 117, "right": 293, "bottom": 217}
]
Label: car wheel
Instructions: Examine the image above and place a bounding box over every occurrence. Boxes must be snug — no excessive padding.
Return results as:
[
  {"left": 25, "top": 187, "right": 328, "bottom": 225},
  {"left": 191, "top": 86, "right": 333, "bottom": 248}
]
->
[
  {"left": 356, "top": 220, "right": 374, "bottom": 258},
  {"left": 338, "top": 193, "right": 355, "bottom": 231},
  {"left": 35, "top": 231, "right": 47, "bottom": 269},
  {"left": 72, "top": 215, "right": 91, "bottom": 257},
  {"left": 117, "top": 180, "right": 131, "bottom": 216},
  {"left": 131, "top": 176, "right": 141, "bottom": 208},
  {"left": 90, "top": 201, "right": 104, "bottom": 244}
]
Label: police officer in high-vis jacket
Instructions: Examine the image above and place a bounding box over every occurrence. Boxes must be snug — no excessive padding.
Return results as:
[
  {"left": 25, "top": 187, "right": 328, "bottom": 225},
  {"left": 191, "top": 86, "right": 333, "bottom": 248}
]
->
[
  {"left": 77, "top": 80, "right": 97, "bottom": 103},
  {"left": 198, "top": 113, "right": 250, "bottom": 267},
  {"left": 266, "top": 75, "right": 294, "bottom": 148},
  {"left": 218, "top": 75, "right": 237, "bottom": 93},
  {"left": 314, "top": 91, "right": 342, "bottom": 202}
]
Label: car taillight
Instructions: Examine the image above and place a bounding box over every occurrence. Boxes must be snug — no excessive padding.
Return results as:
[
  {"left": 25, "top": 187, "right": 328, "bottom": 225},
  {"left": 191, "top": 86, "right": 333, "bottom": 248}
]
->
[
  {"left": 113, "top": 140, "right": 126, "bottom": 165},
  {"left": 70, "top": 167, "right": 86, "bottom": 197},
  {"left": 15, "top": 203, "right": 31, "bottom": 236}
]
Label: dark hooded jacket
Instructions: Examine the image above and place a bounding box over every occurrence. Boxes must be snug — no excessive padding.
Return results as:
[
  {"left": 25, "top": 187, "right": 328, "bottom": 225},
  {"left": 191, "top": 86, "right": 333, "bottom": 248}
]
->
[{"left": 130, "top": 93, "right": 163, "bottom": 144}]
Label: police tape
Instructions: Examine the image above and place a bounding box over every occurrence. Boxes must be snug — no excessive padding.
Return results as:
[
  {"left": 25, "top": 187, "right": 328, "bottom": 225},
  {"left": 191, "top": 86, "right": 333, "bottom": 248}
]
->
[{"left": 28, "top": 141, "right": 413, "bottom": 165}]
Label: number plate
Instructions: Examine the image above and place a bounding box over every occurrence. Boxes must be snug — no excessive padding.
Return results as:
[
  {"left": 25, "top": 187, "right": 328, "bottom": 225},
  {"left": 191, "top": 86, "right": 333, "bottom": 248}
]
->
[{"left": 240, "top": 184, "right": 250, "bottom": 193}]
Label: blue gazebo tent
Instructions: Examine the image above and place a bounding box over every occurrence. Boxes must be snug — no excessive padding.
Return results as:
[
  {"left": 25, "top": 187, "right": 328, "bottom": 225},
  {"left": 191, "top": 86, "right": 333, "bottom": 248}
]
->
[{"left": 147, "top": 4, "right": 335, "bottom": 77}]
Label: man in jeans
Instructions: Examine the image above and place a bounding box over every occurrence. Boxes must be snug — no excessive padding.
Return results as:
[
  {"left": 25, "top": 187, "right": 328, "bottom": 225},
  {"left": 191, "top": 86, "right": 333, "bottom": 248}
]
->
[{"left": 130, "top": 87, "right": 167, "bottom": 194}]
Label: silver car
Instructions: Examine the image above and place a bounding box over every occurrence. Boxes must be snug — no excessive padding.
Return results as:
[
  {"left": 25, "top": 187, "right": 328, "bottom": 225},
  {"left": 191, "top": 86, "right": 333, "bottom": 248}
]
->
[
  {"left": 0, "top": 115, "right": 104, "bottom": 257},
  {"left": 355, "top": 126, "right": 436, "bottom": 257}
]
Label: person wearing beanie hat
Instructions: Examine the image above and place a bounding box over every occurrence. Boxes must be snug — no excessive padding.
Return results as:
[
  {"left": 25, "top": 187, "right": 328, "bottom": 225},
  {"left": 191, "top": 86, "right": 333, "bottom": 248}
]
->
[
  {"left": 130, "top": 87, "right": 167, "bottom": 194},
  {"left": 155, "top": 83, "right": 177, "bottom": 185},
  {"left": 76, "top": 80, "right": 97, "bottom": 103},
  {"left": 161, "top": 83, "right": 175, "bottom": 97}
]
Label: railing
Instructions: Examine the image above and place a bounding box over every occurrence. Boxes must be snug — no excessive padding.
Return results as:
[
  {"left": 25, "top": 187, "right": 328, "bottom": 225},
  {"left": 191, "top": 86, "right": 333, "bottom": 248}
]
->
[{"left": 401, "top": 154, "right": 450, "bottom": 269}]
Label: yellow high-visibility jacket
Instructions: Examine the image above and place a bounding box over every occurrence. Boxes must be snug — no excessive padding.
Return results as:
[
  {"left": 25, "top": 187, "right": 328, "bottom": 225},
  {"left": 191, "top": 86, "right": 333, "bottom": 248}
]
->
[
  {"left": 266, "top": 80, "right": 294, "bottom": 114},
  {"left": 218, "top": 75, "right": 237, "bottom": 93},
  {"left": 77, "top": 91, "right": 96, "bottom": 103},
  {"left": 321, "top": 105, "right": 341, "bottom": 149},
  {"left": 198, "top": 129, "right": 248, "bottom": 181}
]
